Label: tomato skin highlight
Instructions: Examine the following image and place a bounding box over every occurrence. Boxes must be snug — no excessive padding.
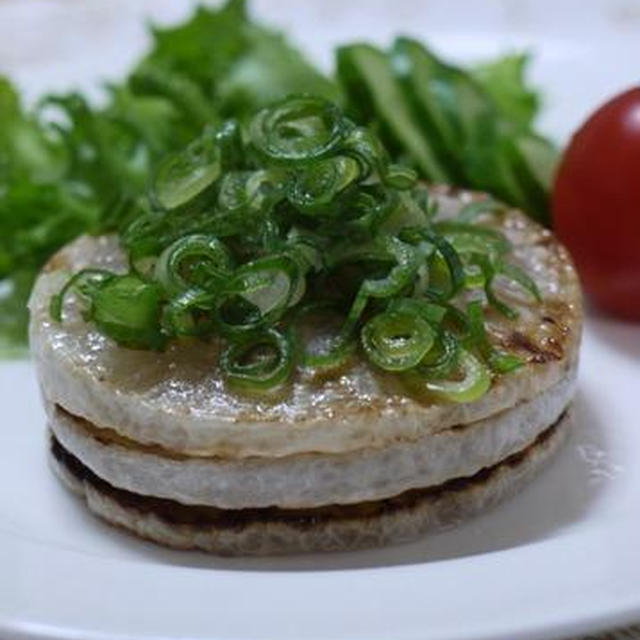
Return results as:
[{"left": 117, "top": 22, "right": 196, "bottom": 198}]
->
[{"left": 552, "top": 87, "right": 640, "bottom": 321}]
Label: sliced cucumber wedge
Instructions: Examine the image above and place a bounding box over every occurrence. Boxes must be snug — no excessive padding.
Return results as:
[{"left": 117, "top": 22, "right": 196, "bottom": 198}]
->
[{"left": 336, "top": 43, "right": 450, "bottom": 182}]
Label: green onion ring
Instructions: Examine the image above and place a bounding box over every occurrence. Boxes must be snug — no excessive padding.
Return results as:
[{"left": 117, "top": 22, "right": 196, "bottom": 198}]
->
[
  {"left": 338, "top": 188, "right": 398, "bottom": 239},
  {"left": 464, "top": 300, "right": 523, "bottom": 373},
  {"left": 361, "top": 309, "right": 435, "bottom": 371},
  {"left": 152, "top": 127, "right": 221, "bottom": 210},
  {"left": 154, "top": 234, "right": 232, "bottom": 296},
  {"left": 341, "top": 235, "right": 421, "bottom": 336},
  {"left": 495, "top": 259, "right": 542, "bottom": 302},
  {"left": 457, "top": 199, "right": 502, "bottom": 223},
  {"left": 293, "top": 303, "right": 356, "bottom": 371},
  {"left": 424, "top": 233, "right": 465, "bottom": 301},
  {"left": 433, "top": 221, "right": 511, "bottom": 256},
  {"left": 120, "top": 211, "right": 169, "bottom": 260},
  {"left": 398, "top": 227, "right": 465, "bottom": 301},
  {"left": 384, "top": 164, "right": 418, "bottom": 190},
  {"left": 250, "top": 95, "right": 346, "bottom": 163},
  {"left": 414, "top": 329, "right": 460, "bottom": 380},
  {"left": 49, "top": 269, "right": 116, "bottom": 322},
  {"left": 90, "top": 275, "right": 165, "bottom": 350},
  {"left": 215, "top": 254, "right": 301, "bottom": 336},
  {"left": 162, "top": 287, "right": 216, "bottom": 336},
  {"left": 302, "top": 335, "right": 356, "bottom": 370},
  {"left": 217, "top": 169, "right": 286, "bottom": 216},
  {"left": 288, "top": 155, "right": 360, "bottom": 211},
  {"left": 387, "top": 297, "right": 447, "bottom": 326},
  {"left": 221, "top": 328, "right": 295, "bottom": 392},
  {"left": 420, "top": 349, "right": 491, "bottom": 403},
  {"left": 470, "top": 253, "right": 518, "bottom": 319},
  {"left": 215, "top": 119, "right": 244, "bottom": 170}
]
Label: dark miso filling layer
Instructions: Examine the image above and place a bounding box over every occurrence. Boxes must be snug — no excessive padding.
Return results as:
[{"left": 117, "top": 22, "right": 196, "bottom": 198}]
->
[{"left": 51, "top": 412, "right": 563, "bottom": 531}]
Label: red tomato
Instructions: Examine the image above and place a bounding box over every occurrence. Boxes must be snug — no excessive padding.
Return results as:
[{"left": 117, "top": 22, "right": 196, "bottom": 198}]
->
[{"left": 552, "top": 87, "right": 640, "bottom": 321}]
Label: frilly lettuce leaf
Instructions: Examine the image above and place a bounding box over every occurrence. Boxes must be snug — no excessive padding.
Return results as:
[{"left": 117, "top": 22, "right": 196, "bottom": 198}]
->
[{"left": 0, "top": 0, "right": 554, "bottom": 355}]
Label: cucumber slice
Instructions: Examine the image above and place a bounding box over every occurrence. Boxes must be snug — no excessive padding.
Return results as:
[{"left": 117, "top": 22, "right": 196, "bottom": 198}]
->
[
  {"left": 515, "top": 133, "right": 558, "bottom": 190},
  {"left": 508, "top": 133, "right": 558, "bottom": 224},
  {"left": 336, "top": 43, "right": 450, "bottom": 182},
  {"left": 393, "top": 40, "right": 496, "bottom": 149},
  {"left": 391, "top": 38, "right": 465, "bottom": 181},
  {"left": 464, "top": 135, "right": 530, "bottom": 213},
  {"left": 391, "top": 38, "right": 502, "bottom": 190}
]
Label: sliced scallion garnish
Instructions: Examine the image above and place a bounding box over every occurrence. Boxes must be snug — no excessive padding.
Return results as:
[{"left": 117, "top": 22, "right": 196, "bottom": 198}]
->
[
  {"left": 152, "top": 127, "right": 221, "bottom": 210},
  {"left": 416, "top": 349, "right": 491, "bottom": 403},
  {"left": 154, "top": 234, "right": 232, "bottom": 296},
  {"left": 91, "top": 275, "right": 166, "bottom": 349},
  {"left": 51, "top": 95, "right": 541, "bottom": 400},
  {"left": 362, "top": 308, "right": 435, "bottom": 371},
  {"left": 250, "top": 95, "right": 346, "bottom": 163},
  {"left": 221, "top": 327, "right": 294, "bottom": 392}
]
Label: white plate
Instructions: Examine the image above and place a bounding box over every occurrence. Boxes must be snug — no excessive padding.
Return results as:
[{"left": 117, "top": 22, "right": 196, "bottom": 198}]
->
[
  {"left": 4, "top": 315, "right": 640, "bottom": 640},
  {"left": 2, "top": 2, "right": 640, "bottom": 639}
]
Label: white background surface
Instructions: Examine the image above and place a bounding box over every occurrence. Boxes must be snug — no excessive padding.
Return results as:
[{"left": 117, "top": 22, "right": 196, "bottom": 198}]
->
[{"left": 1, "top": 1, "right": 640, "bottom": 639}]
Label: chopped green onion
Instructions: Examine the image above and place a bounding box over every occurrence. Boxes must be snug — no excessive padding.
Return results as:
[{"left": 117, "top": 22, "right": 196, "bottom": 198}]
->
[
  {"left": 152, "top": 127, "right": 221, "bottom": 209},
  {"left": 385, "top": 164, "right": 418, "bottom": 190},
  {"left": 339, "top": 188, "right": 398, "bottom": 239},
  {"left": 250, "top": 95, "right": 346, "bottom": 163},
  {"left": 433, "top": 221, "right": 511, "bottom": 256},
  {"left": 342, "top": 235, "right": 421, "bottom": 336},
  {"left": 91, "top": 275, "right": 165, "bottom": 349},
  {"left": 155, "top": 234, "right": 232, "bottom": 296},
  {"left": 414, "top": 329, "right": 460, "bottom": 380},
  {"left": 215, "top": 119, "right": 244, "bottom": 170},
  {"left": 288, "top": 155, "right": 360, "bottom": 211},
  {"left": 221, "top": 328, "right": 295, "bottom": 392},
  {"left": 463, "top": 263, "right": 486, "bottom": 289},
  {"left": 235, "top": 255, "right": 301, "bottom": 314},
  {"left": 470, "top": 253, "right": 518, "bottom": 319},
  {"left": 387, "top": 297, "right": 447, "bottom": 326},
  {"left": 161, "top": 287, "right": 216, "bottom": 336},
  {"left": 456, "top": 198, "right": 502, "bottom": 222},
  {"left": 120, "top": 210, "right": 169, "bottom": 260},
  {"left": 342, "top": 126, "right": 387, "bottom": 180},
  {"left": 400, "top": 227, "right": 466, "bottom": 301},
  {"left": 294, "top": 303, "right": 356, "bottom": 371},
  {"left": 418, "top": 349, "right": 491, "bottom": 403},
  {"left": 215, "top": 254, "right": 301, "bottom": 336},
  {"left": 50, "top": 94, "right": 540, "bottom": 401},
  {"left": 286, "top": 228, "right": 325, "bottom": 273},
  {"left": 49, "top": 269, "right": 115, "bottom": 322},
  {"left": 217, "top": 169, "right": 285, "bottom": 217},
  {"left": 302, "top": 335, "right": 355, "bottom": 371},
  {"left": 342, "top": 126, "right": 417, "bottom": 189},
  {"left": 362, "top": 308, "right": 434, "bottom": 371},
  {"left": 495, "top": 259, "right": 542, "bottom": 302},
  {"left": 465, "top": 300, "right": 523, "bottom": 373},
  {"left": 424, "top": 233, "right": 466, "bottom": 301}
]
